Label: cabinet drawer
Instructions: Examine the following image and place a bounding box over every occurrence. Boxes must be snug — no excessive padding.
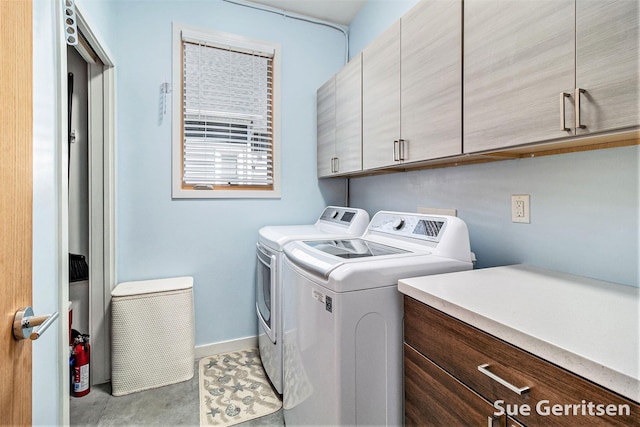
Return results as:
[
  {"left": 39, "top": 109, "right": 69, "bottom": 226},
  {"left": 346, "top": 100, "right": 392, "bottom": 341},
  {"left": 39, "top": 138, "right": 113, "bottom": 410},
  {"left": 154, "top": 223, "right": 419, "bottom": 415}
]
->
[
  {"left": 405, "top": 343, "right": 505, "bottom": 426},
  {"left": 404, "top": 296, "right": 639, "bottom": 426}
]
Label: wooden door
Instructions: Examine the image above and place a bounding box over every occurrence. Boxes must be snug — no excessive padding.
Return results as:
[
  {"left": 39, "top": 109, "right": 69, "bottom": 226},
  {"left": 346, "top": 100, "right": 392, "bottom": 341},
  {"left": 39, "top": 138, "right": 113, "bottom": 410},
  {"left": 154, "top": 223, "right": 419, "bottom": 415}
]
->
[
  {"left": 401, "top": 0, "right": 462, "bottom": 161},
  {"left": 575, "top": 0, "right": 639, "bottom": 135},
  {"left": 335, "top": 53, "right": 362, "bottom": 174},
  {"left": 362, "top": 20, "right": 401, "bottom": 170},
  {"left": 463, "top": 0, "right": 575, "bottom": 153},
  {"left": 0, "top": 0, "right": 33, "bottom": 425},
  {"left": 316, "top": 76, "right": 335, "bottom": 178}
]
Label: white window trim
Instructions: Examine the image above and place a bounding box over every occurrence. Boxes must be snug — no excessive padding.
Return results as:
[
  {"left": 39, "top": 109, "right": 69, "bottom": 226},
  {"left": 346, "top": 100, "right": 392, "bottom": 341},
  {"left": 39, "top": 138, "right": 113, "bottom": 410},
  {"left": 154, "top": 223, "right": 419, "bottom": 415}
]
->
[{"left": 171, "top": 22, "right": 281, "bottom": 199}]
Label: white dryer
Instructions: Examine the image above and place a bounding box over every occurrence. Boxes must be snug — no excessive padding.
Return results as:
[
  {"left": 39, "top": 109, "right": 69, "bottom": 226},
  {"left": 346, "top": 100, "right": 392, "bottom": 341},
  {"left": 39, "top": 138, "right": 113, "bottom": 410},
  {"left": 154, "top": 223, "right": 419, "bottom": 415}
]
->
[
  {"left": 256, "top": 206, "right": 369, "bottom": 394},
  {"left": 281, "top": 211, "right": 475, "bottom": 426}
]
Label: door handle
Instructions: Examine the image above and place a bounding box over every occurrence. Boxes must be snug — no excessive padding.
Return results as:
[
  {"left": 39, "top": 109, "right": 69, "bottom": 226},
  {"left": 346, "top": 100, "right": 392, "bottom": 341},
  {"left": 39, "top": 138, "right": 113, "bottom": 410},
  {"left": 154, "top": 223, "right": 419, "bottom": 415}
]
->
[{"left": 13, "top": 306, "right": 59, "bottom": 340}]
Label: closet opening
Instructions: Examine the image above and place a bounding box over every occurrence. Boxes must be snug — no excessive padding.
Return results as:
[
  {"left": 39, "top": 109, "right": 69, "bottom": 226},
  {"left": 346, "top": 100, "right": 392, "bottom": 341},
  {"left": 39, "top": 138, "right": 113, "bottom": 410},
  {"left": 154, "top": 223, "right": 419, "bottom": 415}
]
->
[{"left": 63, "top": 12, "right": 115, "bottom": 424}]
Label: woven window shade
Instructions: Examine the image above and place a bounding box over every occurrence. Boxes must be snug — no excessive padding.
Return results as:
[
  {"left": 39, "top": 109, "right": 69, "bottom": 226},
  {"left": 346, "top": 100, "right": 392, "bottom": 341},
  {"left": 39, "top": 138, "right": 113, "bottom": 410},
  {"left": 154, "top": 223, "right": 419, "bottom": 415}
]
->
[{"left": 182, "top": 40, "right": 274, "bottom": 188}]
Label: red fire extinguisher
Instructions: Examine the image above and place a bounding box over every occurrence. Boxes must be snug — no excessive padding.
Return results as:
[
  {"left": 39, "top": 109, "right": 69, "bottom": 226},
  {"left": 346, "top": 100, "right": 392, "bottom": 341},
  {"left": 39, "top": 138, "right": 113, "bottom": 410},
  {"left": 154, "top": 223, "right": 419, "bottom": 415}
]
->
[{"left": 71, "top": 333, "right": 90, "bottom": 397}]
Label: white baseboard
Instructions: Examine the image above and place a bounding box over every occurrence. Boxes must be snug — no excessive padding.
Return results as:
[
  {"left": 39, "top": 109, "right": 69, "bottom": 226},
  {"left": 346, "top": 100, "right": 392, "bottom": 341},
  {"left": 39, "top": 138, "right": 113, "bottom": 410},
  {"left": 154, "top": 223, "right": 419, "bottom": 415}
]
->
[{"left": 195, "top": 335, "right": 258, "bottom": 359}]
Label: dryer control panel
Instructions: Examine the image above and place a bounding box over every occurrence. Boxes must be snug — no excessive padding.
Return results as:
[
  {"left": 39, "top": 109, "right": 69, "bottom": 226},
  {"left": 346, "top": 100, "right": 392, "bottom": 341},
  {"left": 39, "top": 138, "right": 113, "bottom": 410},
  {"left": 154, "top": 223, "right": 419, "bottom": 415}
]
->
[{"left": 319, "top": 207, "right": 362, "bottom": 225}]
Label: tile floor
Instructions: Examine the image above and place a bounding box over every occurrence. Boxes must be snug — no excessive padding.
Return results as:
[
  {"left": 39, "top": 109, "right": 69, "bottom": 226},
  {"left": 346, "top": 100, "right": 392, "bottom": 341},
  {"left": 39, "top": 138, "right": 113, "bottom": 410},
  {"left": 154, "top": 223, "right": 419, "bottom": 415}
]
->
[{"left": 70, "top": 362, "right": 284, "bottom": 426}]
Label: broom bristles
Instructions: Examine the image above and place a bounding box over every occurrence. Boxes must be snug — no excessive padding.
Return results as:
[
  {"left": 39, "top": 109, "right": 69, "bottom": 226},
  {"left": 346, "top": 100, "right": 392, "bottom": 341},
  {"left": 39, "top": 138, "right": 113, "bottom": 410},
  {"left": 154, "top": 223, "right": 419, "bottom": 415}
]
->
[{"left": 69, "top": 253, "right": 89, "bottom": 282}]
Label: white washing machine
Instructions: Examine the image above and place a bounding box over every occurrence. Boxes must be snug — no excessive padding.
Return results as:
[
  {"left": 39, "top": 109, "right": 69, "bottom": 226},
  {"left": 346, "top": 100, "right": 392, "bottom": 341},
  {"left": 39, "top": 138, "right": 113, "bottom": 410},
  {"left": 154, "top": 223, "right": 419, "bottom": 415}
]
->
[
  {"left": 281, "top": 211, "right": 475, "bottom": 426},
  {"left": 256, "top": 206, "right": 369, "bottom": 394}
]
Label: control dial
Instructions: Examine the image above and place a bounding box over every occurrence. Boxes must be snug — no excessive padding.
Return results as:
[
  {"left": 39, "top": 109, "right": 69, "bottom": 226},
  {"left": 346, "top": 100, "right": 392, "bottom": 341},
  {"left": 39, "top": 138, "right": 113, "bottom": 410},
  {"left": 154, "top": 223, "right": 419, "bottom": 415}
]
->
[
  {"left": 330, "top": 210, "right": 339, "bottom": 219},
  {"left": 392, "top": 217, "right": 405, "bottom": 230}
]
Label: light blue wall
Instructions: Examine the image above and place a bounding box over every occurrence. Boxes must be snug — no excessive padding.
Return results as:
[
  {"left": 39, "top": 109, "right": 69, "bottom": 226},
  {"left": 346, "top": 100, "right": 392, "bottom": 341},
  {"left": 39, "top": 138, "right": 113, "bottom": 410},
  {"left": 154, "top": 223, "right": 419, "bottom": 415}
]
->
[
  {"left": 347, "top": 2, "right": 639, "bottom": 287},
  {"left": 348, "top": 0, "right": 419, "bottom": 59},
  {"left": 108, "top": 0, "right": 346, "bottom": 345},
  {"left": 76, "top": 0, "right": 116, "bottom": 51},
  {"left": 349, "top": 147, "right": 639, "bottom": 286},
  {"left": 32, "top": 0, "right": 63, "bottom": 424}
]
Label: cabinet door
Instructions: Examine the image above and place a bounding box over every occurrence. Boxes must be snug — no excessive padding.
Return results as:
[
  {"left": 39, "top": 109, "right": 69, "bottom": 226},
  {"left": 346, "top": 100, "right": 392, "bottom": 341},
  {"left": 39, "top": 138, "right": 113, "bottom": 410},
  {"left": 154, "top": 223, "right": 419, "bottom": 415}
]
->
[
  {"left": 335, "top": 54, "right": 362, "bottom": 174},
  {"left": 401, "top": 0, "right": 462, "bottom": 161},
  {"left": 363, "top": 21, "right": 401, "bottom": 170},
  {"left": 405, "top": 344, "right": 505, "bottom": 427},
  {"left": 575, "top": 0, "right": 639, "bottom": 135},
  {"left": 463, "top": 0, "right": 575, "bottom": 153},
  {"left": 317, "top": 76, "right": 336, "bottom": 178}
]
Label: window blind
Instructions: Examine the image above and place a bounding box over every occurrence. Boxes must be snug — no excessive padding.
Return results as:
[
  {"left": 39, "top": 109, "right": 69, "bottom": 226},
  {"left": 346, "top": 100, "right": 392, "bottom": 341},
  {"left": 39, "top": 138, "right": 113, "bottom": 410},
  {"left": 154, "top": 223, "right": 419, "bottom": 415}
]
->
[{"left": 182, "top": 40, "right": 274, "bottom": 188}]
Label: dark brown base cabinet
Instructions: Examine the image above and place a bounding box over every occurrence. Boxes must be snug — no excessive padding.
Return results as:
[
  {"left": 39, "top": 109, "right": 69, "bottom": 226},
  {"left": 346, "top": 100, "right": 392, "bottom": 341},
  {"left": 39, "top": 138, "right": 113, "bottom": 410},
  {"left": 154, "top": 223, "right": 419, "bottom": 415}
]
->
[
  {"left": 405, "top": 344, "right": 513, "bottom": 426},
  {"left": 403, "top": 296, "right": 640, "bottom": 426}
]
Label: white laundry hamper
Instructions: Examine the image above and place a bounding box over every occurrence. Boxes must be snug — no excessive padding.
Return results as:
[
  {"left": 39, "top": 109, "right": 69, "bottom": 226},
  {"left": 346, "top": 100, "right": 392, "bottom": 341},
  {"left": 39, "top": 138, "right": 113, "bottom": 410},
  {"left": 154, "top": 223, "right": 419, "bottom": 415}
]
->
[{"left": 111, "top": 276, "right": 195, "bottom": 396}]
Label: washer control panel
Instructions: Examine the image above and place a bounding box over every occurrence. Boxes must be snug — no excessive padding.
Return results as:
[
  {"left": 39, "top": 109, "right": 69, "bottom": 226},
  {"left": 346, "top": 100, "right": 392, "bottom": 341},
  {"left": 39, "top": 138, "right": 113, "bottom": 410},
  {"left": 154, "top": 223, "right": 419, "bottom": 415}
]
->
[{"left": 368, "top": 212, "right": 448, "bottom": 242}]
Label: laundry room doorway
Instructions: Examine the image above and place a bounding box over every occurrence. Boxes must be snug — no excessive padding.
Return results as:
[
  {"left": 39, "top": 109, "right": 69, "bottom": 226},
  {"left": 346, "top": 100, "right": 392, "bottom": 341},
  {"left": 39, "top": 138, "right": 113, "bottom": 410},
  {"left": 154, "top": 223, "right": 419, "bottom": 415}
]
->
[{"left": 63, "top": 7, "right": 115, "bottom": 423}]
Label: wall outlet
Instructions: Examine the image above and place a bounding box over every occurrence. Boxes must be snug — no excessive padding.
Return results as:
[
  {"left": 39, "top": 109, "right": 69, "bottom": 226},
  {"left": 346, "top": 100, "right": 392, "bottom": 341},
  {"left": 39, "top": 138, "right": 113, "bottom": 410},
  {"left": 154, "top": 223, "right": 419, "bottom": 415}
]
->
[{"left": 511, "top": 194, "right": 530, "bottom": 223}]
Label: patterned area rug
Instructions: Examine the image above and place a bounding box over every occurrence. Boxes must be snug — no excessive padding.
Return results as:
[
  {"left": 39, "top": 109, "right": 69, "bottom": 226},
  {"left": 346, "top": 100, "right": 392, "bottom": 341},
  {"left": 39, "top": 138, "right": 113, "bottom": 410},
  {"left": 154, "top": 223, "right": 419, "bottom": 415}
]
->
[{"left": 199, "top": 348, "right": 282, "bottom": 426}]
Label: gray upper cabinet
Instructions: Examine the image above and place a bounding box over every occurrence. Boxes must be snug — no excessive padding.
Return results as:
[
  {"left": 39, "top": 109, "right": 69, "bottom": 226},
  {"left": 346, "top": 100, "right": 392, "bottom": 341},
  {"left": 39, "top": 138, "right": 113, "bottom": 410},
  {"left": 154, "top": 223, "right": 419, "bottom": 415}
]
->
[
  {"left": 463, "top": 0, "right": 576, "bottom": 153},
  {"left": 363, "top": 1, "right": 462, "bottom": 170},
  {"left": 464, "top": 0, "right": 639, "bottom": 153},
  {"left": 401, "top": 0, "right": 462, "bottom": 161},
  {"left": 317, "top": 76, "right": 336, "bottom": 178},
  {"left": 318, "top": 0, "right": 637, "bottom": 177},
  {"left": 575, "top": 0, "right": 639, "bottom": 135},
  {"left": 317, "top": 54, "right": 363, "bottom": 178},
  {"left": 335, "top": 54, "right": 363, "bottom": 175},
  {"left": 363, "top": 21, "right": 401, "bottom": 170}
]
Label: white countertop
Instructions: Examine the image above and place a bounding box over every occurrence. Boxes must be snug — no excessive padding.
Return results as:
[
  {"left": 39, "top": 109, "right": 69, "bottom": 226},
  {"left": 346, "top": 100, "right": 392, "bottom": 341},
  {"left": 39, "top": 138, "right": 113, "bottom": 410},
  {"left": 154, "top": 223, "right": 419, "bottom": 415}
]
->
[{"left": 398, "top": 264, "right": 640, "bottom": 402}]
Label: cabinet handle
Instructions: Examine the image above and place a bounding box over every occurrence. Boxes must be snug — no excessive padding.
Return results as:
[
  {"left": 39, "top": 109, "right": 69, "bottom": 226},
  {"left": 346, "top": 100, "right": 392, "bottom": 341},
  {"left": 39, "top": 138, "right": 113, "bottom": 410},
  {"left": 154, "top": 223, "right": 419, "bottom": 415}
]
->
[
  {"left": 575, "top": 88, "right": 586, "bottom": 129},
  {"left": 393, "top": 140, "right": 405, "bottom": 162},
  {"left": 334, "top": 157, "right": 339, "bottom": 173},
  {"left": 478, "top": 363, "right": 530, "bottom": 395},
  {"left": 559, "top": 92, "right": 571, "bottom": 131},
  {"left": 330, "top": 157, "right": 339, "bottom": 173}
]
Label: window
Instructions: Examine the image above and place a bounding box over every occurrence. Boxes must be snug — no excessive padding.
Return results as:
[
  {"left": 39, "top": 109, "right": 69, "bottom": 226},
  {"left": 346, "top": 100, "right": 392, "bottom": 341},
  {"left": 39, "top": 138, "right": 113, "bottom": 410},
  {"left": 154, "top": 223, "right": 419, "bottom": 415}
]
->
[{"left": 172, "top": 23, "right": 281, "bottom": 198}]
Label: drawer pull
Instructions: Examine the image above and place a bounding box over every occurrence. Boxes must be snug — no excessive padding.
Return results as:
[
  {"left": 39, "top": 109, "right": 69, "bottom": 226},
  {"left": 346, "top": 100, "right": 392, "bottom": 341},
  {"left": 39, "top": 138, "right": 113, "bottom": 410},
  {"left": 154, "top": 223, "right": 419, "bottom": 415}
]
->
[{"left": 478, "top": 363, "right": 530, "bottom": 395}]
